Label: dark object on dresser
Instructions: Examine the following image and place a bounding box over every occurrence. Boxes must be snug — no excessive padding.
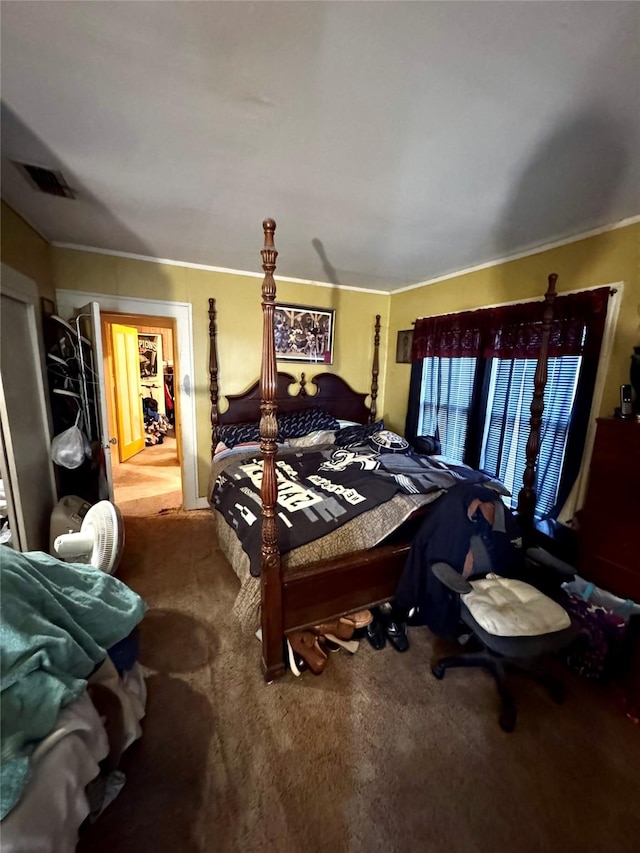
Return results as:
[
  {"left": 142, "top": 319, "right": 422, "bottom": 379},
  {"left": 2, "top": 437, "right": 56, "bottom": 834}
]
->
[{"left": 578, "top": 417, "right": 640, "bottom": 603}]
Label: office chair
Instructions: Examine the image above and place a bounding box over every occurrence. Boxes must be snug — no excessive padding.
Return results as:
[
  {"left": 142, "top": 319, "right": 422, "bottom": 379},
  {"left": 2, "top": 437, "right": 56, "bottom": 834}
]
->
[{"left": 430, "top": 562, "right": 576, "bottom": 732}]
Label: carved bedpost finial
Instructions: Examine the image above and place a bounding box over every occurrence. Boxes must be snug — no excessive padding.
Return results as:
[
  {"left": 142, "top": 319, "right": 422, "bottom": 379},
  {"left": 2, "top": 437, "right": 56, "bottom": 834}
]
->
[
  {"left": 544, "top": 273, "right": 558, "bottom": 306},
  {"left": 208, "top": 298, "right": 219, "bottom": 456},
  {"left": 517, "top": 273, "right": 558, "bottom": 535},
  {"left": 369, "top": 314, "right": 381, "bottom": 423},
  {"left": 263, "top": 218, "right": 276, "bottom": 249},
  {"left": 260, "top": 219, "right": 278, "bottom": 298}
]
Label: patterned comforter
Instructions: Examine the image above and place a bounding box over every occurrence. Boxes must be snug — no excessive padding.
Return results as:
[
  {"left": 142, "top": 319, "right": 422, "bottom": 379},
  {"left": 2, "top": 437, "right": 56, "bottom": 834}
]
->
[{"left": 209, "top": 445, "right": 507, "bottom": 631}]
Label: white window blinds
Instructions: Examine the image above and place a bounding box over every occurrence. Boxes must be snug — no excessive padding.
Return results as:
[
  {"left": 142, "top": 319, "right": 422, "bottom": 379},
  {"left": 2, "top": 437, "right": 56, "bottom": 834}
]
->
[
  {"left": 479, "top": 356, "right": 581, "bottom": 517},
  {"left": 417, "top": 357, "right": 477, "bottom": 462}
]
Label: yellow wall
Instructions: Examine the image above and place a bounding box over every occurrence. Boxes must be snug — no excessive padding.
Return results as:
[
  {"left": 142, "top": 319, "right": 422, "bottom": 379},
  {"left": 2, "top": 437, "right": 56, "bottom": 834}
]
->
[
  {"left": 7, "top": 198, "right": 637, "bottom": 495},
  {"left": 0, "top": 200, "right": 55, "bottom": 302},
  {"left": 51, "top": 247, "right": 390, "bottom": 496},
  {"left": 385, "top": 223, "right": 640, "bottom": 433}
]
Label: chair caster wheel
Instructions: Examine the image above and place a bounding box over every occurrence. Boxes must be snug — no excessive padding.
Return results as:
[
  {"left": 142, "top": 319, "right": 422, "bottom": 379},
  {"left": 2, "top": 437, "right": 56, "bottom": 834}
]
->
[
  {"left": 431, "top": 663, "right": 445, "bottom": 680},
  {"left": 499, "top": 711, "right": 516, "bottom": 733}
]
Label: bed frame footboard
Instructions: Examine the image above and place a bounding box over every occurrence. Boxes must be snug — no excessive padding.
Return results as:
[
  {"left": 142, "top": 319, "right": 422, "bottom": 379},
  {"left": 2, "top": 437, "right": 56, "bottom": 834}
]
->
[{"left": 282, "top": 543, "right": 410, "bottom": 633}]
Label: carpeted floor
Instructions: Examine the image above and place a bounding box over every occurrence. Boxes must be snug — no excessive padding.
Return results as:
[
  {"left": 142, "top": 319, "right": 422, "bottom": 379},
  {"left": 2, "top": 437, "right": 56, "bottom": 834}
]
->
[
  {"left": 78, "top": 510, "right": 640, "bottom": 853},
  {"left": 112, "top": 436, "right": 182, "bottom": 516}
]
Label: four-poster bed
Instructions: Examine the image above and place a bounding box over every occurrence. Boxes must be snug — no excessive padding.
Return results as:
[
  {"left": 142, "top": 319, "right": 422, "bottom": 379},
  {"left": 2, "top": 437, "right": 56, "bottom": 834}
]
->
[{"left": 208, "top": 219, "right": 557, "bottom": 681}]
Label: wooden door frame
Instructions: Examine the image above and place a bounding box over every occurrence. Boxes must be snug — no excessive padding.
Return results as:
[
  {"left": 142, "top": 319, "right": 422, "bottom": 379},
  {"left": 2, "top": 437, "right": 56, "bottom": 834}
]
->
[{"left": 56, "top": 290, "right": 201, "bottom": 510}]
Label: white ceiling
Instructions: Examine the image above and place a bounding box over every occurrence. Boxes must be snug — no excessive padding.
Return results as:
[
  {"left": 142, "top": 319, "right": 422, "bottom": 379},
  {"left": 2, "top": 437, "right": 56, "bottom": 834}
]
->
[{"left": 1, "top": 1, "right": 639, "bottom": 292}]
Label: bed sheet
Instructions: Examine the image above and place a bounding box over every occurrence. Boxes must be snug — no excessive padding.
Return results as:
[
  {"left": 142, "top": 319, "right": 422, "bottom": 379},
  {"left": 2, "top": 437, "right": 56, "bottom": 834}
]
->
[
  {"left": 1, "top": 660, "right": 146, "bottom": 853},
  {"left": 0, "top": 692, "right": 107, "bottom": 853}
]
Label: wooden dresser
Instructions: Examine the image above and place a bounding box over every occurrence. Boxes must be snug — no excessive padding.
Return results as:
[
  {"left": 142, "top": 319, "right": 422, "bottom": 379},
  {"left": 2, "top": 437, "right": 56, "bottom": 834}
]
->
[{"left": 578, "top": 417, "right": 640, "bottom": 601}]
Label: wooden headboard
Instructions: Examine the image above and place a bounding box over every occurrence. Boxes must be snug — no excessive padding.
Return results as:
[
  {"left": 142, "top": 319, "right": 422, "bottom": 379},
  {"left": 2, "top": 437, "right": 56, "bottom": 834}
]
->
[{"left": 208, "top": 299, "right": 380, "bottom": 454}]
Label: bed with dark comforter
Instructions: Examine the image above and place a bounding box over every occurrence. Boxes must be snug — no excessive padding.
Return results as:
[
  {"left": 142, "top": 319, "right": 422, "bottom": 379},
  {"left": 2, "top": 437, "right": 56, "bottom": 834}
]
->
[{"left": 210, "top": 441, "right": 507, "bottom": 631}]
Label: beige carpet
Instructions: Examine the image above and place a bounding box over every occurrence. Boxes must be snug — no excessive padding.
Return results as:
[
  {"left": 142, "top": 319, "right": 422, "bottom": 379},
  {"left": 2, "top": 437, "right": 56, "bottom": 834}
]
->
[
  {"left": 112, "top": 436, "right": 182, "bottom": 516},
  {"left": 78, "top": 511, "right": 640, "bottom": 853}
]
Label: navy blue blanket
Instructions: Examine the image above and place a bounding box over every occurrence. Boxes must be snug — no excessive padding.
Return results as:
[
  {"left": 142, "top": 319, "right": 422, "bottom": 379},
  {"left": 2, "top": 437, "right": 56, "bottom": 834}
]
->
[{"left": 213, "top": 447, "right": 507, "bottom": 577}]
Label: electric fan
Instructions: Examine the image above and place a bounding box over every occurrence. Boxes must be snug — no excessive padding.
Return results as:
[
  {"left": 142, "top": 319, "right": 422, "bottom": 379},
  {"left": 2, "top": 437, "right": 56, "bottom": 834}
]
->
[{"left": 54, "top": 500, "right": 124, "bottom": 574}]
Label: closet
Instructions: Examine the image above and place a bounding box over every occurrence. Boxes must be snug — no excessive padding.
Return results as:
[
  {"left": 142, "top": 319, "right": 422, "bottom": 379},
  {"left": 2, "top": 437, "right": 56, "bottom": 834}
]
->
[{"left": 137, "top": 324, "right": 175, "bottom": 447}]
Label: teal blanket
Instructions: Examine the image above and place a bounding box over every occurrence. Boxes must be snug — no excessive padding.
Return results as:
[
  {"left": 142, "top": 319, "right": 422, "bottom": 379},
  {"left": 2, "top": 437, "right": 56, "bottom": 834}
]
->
[{"left": 0, "top": 547, "right": 146, "bottom": 819}]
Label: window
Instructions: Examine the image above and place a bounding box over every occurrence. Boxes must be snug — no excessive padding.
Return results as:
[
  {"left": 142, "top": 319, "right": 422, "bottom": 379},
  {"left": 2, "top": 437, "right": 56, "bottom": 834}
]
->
[
  {"left": 417, "top": 357, "right": 476, "bottom": 462},
  {"left": 479, "top": 356, "right": 581, "bottom": 518},
  {"left": 413, "top": 354, "right": 582, "bottom": 518},
  {"left": 408, "top": 287, "right": 610, "bottom": 520}
]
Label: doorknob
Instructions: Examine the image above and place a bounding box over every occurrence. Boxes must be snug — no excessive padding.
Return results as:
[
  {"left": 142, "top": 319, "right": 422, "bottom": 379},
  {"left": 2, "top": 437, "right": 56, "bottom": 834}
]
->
[{"left": 108, "top": 437, "right": 118, "bottom": 445}]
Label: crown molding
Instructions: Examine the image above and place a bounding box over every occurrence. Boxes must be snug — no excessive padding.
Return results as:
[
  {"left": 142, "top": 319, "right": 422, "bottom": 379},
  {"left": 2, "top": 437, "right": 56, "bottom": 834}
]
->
[
  {"left": 49, "top": 212, "right": 640, "bottom": 297},
  {"left": 50, "top": 241, "right": 385, "bottom": 295}
]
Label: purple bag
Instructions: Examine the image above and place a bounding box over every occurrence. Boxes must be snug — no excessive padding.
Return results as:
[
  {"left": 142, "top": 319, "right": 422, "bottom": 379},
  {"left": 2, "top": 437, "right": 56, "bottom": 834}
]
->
[{"left": 561, "top": 592, "right": 628, "bottom": 679}]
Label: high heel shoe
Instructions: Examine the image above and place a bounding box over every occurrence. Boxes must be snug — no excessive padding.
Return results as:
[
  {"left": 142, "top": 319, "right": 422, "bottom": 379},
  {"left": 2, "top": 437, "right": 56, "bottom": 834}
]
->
[
  {"left": 288, "top": 630, "right": 329, "bottom": 674},
  {"left": 342, "top": 609, "right": 373, "bottom": 629},
  {"left": 285, "top": 637, "right": 309, "bottom": 677},
  {"left": 313, "top": 618, "right": 355, "bottom": 641},
  {"left": 324, "top": 633, "right": 360, "bottom": 654}
]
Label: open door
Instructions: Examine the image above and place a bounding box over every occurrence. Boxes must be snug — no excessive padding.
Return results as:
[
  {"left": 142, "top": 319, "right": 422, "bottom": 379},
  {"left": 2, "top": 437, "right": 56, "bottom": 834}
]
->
[
  {"left": 1, "top": 265, "right": 57, "bottom": 550},
  {"left": 72, "top": 302, "right": 115, "bottom": 501},
  {"left": 111, "top": 323, "right": 145, "bottom": 462}
]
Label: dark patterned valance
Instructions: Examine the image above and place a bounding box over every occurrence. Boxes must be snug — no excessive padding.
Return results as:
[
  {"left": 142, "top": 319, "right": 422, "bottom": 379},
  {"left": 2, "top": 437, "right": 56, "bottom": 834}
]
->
[{"left": 412, "top": 287, "right": 609, "bottom": 361}]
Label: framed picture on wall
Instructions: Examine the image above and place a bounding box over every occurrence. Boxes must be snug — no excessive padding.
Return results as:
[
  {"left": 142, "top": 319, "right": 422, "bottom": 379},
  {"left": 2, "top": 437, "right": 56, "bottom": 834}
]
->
[
  {"left": 138, "top": 333, "right": 162, "bottom": 381},
  {"left": 274, "top": 303, "right": 335, "bottom": 364},
  {"left": 396, "top": 329, "right": 413, "bottom": 363}
]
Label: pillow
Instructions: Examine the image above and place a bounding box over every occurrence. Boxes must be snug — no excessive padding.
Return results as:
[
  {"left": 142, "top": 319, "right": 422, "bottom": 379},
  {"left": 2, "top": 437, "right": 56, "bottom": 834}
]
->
[
  {"left": 217, "top": 422, "right": 260, "bottom": 448},
  {"left": 213, "top": 441, "right": 266, "bottom": 462},
  {"left": 368, "top": 429, "right": 410, "bottom": 454},
  {"left": 336, "top": 418, "right": 360, "bottom": 429},
  {"left": 334, "top": 420, "right": 384, "bottom": 448},
  {"left": 287, "top": 429, "right": 337, "bottom": 448},
  {"left": 277, "top": 408, "right": 339, "bottom": 439}
]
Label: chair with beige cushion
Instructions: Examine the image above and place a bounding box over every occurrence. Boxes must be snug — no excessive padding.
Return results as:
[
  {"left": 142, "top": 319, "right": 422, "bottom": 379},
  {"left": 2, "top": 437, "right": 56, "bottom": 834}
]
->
[{"left": 430, "top": 563, "right": 576, "bottom": 732}]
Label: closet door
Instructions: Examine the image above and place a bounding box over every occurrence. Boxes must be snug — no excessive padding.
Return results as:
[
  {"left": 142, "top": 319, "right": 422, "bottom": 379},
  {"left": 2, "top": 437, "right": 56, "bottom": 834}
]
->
[{"left": 0, "top": 265, "right": 57, "bottom": 551}]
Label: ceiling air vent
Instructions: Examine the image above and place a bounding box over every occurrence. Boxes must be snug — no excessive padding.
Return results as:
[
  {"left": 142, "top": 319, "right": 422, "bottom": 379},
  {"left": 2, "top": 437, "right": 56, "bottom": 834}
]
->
[{"left": 14, "top": 162, "right": 76, "bottom": 199}]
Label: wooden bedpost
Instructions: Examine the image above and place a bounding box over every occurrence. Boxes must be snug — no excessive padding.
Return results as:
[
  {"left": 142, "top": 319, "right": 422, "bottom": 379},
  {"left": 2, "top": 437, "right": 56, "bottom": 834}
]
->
[
  {"left": 209, "top": 298, "right": 219, "bottom": 456},
  {"left": 369, "top": 314, "right": 381, "bottom": 424},
  {"left": 517, "top": 273, "right": 558, "bottom": 536},
  {"left": 258, "top": 218, "right": 285, "bottom": 682}
]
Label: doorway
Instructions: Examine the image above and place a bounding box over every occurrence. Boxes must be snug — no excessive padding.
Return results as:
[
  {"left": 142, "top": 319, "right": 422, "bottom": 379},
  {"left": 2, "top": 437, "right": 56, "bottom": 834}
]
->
[
  {"left": 101, "top": 312, "right": 182, "bottom": 516},
  {"left": 56, "top": 290, "right": 201, "bottom": 510}
]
